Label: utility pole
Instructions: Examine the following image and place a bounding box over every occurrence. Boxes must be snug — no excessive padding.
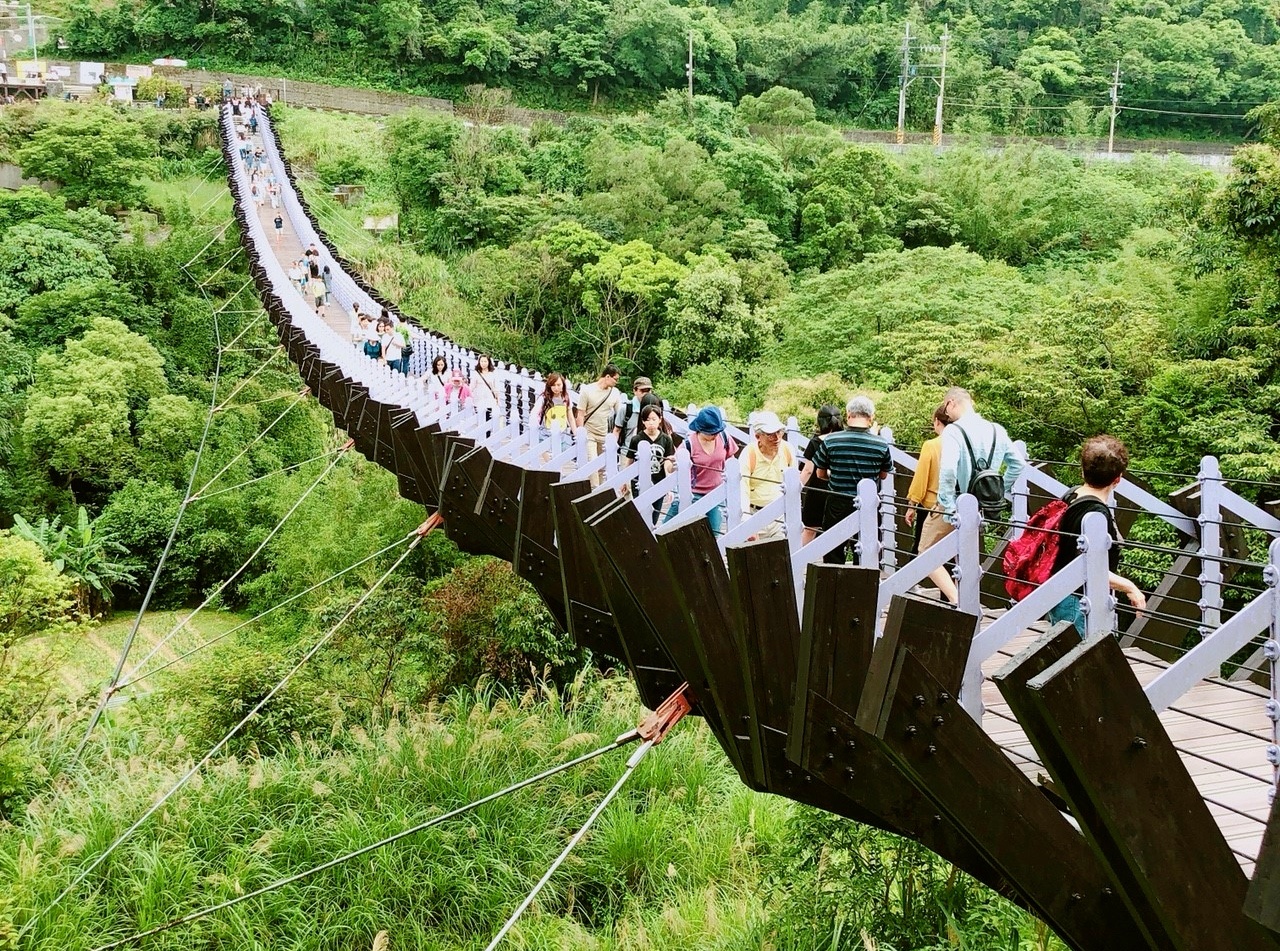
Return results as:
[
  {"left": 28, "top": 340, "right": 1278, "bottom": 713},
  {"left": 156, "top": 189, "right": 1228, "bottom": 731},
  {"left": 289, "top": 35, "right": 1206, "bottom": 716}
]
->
[
  {"left": 933, "top": 28, "right": 949, "bottom": 147},
  {"left": 686, "top": 29, "right": 694, "bottom": 116},
  {"left": 25, "top": 2, "right": 35, "bottom": 66},
  {"left": 1107, "top": 61, "right": 1122, "bottom": 154},
  {"left": 896, "top": 21, "right": 911, "bottom": 145}
]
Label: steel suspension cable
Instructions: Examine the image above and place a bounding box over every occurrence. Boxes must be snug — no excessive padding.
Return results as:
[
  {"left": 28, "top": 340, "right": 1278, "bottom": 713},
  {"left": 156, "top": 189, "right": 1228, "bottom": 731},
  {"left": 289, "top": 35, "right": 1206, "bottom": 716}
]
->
[
  {"left": 187, "top": 445, "right": 347, "bottom": 503},
  {"left": 190, "top": 392, "right": 306, "bottom": 498},
  {"left": 70, "top": 280, "right": 229, "bottom": 766},
  {"left": 210, "top": 346, "right": 284, "bottom": 412},
  {"left": 120, "top": 442, "right": 353, "bottom": 683},
  {"left": 87, "top": 732, "right": 638, "bottom": 951},
  {"left": 22, "top": 525, "right": 431, "bottom": 939},
  {"left": 114, "top": 532, "right": 411, "bottom": 692},
  {"left": 482, "top": 739, "right": 655, "bottom": 951}
]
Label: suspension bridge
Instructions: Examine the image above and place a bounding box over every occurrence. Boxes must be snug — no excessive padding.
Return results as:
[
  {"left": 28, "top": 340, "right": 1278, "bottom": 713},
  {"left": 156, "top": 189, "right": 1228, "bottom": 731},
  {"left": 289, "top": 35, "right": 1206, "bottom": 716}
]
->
[
  {"left": 20, "top": 101, "right": 1280, "bottom": 951},
  {"left": 225, "top": 99, "right": 1280, "bottom": 951}
]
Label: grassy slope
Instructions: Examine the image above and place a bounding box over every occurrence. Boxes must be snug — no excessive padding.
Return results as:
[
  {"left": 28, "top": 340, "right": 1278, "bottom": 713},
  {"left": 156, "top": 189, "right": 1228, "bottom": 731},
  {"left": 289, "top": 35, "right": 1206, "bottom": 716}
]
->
[
  {"left": 5, "top": 676, "right": 793, "bottom": 951},
  {"left": 33, "top": 609, "right": 249, "bottom": 701}
]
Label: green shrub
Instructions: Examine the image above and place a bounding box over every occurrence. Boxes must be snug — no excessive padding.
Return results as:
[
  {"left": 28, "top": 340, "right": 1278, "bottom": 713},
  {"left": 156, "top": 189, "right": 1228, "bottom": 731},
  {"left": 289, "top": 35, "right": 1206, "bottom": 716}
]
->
[
  {"left": 428, "top": 557, "right": 584, "bottom": 689},
  {"left": 0, "top": 745, "right": 41, "bottom": 822},
  {"left": 135, "top": 76, "right": 188, "bottom": 108},
  {"left": 164, "top": 644, "right": 329, "bottom": 756}
]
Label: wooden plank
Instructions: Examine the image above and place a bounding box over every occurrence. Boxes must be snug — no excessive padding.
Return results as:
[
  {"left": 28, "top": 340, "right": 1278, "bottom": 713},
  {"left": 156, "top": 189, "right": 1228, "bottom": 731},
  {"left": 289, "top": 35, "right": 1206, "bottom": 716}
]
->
[
  {"left": 512, "top": 468, "right": 567, "bottom": 630},
  {"left": 803, "top": 692, "right": 1020, "bottom": 901},
  {"left": 726, "top": 539, "right": 803, "bottom": 789},
  {"left": 574, "top": 494, "right": 683, "bottom": 710},
  {"left": 1022, "top": 634, "right": 1276, "bottom": 951},
  {"left": 439, "top": 440, "right": 509, "bottom": 560},
  {"left": 788, "top": 563, "right": 880, "bottom": 768},
  {"left": 859, "top": 642, "right": 1149, "bottom": 951},
  {"left": 476, "top": 458, "right": 523, "bottom": 540},
  {"left": 549, "top": 481, "right": 623, "bottom": 660},
  {"left": 584, "top": 499, "right": 765, "bottom": 769},
  {"left": 655, "top": 521, "right": 759, "bottom": 786},
  {"left": 369, "top": 399, "right": 396, "bottom": 470},
  {"left": 389, "top": 408, "right": 436, "bottom": 509},
  {"left": 856, "top": 595, "right": 978, "bottom": 733}
]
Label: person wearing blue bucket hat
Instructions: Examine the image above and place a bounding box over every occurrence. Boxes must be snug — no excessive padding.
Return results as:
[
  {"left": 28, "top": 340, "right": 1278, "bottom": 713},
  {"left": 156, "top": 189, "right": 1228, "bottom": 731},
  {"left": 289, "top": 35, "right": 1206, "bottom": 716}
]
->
[{"left": 663, "top": 406, "right": 739, "bottom": 535}]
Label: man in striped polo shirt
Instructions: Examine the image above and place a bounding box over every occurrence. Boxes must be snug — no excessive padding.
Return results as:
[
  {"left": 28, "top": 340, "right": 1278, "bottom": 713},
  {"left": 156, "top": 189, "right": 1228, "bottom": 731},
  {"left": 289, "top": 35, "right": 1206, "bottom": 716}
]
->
[{"left": 812, "top": 395, "right": 893, "bottom": 564}]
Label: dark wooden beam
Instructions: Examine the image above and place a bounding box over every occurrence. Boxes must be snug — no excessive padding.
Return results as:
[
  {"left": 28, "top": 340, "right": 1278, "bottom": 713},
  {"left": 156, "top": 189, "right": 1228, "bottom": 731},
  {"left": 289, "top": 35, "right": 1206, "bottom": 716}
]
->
[
  {"left": 1020, "top": 634, "right": 1275, "bottom": 951},
  {"left": 854, "top": 597, "right": 1147, "bottom": 951},
  {"left": 574, "top": 494, "right": 683, "bottom": 710},
  {"left": 654, "top": 521, "right": 759, "bottom": 786},
  {"left": 513, "top": 468, "right": 568, "bottom": 630},
  {"left": 550, "top": 481, "right": 624, "bottom": 660},
  {"left": 1246, "top": 797, "right": 1280, "bottom": 936}
]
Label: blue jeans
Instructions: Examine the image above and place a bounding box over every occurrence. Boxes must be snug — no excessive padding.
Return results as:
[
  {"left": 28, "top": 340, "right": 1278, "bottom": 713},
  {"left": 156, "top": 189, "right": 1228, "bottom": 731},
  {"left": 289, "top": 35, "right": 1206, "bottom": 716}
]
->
[
  {"left": 663, "top": 491, "right": 724, "bottom": 535},
  {"left": 1048, "top": 595, "right": 1086, "bottom": 637}
]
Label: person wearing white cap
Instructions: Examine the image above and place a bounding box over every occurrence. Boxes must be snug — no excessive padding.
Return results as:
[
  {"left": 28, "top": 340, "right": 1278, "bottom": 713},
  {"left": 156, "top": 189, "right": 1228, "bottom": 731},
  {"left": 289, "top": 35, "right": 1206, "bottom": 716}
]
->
[{"left": 741, "top": 410, "right": 795, "bottom": 539}]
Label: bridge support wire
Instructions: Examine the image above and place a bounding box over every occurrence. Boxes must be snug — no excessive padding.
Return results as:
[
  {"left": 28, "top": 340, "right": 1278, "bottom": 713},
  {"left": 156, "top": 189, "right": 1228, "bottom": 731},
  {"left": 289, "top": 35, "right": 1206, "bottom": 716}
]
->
[
  {"left": 483, "top": 685, "right": 692, "bottom": 951},
  {"left": 69, "top": 288, "right": 230, "bottom": 766},
  {"left": 118, "top": 439, "right": 355, "bottom": 684},
  {"left": 20, "top": 519, "right": 438, "bottom": 939},
  {"left": 87, "top": 732, "right": 637, "bottom": 951}
]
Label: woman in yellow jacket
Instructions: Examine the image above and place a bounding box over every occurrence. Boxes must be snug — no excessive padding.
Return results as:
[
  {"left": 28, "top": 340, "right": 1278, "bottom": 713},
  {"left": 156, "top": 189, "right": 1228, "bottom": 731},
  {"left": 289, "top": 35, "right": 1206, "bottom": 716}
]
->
[{"left": 904, "top": 404, "right": 957, "bottom": 603}]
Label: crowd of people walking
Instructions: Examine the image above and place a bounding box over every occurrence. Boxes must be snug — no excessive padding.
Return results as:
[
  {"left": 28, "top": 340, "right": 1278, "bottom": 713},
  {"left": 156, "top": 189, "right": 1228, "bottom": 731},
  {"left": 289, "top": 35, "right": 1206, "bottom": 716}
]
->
[{"left": 237, "top": 95, "right": 1140, "bottom": 636}]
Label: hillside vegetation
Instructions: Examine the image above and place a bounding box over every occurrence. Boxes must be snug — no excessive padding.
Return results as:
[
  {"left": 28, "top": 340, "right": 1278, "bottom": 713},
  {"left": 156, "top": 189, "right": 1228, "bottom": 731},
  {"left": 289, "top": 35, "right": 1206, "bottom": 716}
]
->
[
  {"left": 2, "top": 54, "right": 1280, "bottom": 950},
  {"left": 274, "top": 99, "right": 1280, "bottom": 487},
  {"left": 65, "top": 0, "right": 1280, "bottom": 138}
]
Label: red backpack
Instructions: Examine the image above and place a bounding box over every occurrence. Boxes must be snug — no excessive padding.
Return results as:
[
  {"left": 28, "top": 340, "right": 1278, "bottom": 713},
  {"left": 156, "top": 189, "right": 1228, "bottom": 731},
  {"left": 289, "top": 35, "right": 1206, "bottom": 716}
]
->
[{"left": 1002, "top": 499, "right": 1070, "bottom": 602}]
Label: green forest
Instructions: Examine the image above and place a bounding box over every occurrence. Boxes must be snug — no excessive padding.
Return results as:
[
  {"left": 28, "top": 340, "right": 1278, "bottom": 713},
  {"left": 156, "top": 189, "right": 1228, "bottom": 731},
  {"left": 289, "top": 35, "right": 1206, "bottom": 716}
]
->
[
  {"left": 64, "top": 0, "right": 1280, "bottom": 138},
  {"left": 2, "top": 44, "right": 1280, "bottom": 951}
]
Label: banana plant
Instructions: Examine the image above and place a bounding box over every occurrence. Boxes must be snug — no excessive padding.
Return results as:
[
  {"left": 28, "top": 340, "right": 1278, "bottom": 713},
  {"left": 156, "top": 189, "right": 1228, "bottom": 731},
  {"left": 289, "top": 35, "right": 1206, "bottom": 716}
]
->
[{"left": 11, "top": 507, "right": 141, "bottom": 616}]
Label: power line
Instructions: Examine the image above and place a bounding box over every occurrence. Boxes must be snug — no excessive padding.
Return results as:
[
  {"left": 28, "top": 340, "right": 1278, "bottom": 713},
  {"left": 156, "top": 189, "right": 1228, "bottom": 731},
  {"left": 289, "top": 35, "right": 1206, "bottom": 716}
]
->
[{"left": 1122, "top": 104, "right": 1247, "bottom": 119}]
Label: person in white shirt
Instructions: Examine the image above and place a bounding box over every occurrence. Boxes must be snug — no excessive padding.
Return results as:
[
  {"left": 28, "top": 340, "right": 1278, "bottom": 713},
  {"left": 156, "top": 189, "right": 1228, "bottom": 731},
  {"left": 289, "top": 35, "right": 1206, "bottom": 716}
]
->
[
  {"left": 379, "top": 317, "right": 404, "bottom": 373},
  {"left": 470, "top": 354, "right": 500, "bottom": 422}
]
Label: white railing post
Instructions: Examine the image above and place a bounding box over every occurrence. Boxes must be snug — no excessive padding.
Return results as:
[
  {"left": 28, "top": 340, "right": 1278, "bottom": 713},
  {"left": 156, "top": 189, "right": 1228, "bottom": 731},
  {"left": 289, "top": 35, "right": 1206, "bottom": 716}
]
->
[
  {"left": 1010, "top": 440, "right": 1029, "bottom": 539},
  {"left": 856, "top": 478, "right": 880, "bottom": 569},
  {"left": 783, "top": 466, "right": 803, "bottom": 558},
  {"left": 725, "top": 456, "right": 744, "bottom": 532},
  {"left": 1266, "top": 539, "right": 1280, "bottom": 802},
  {"left": 1081, "top": 510, "right": 1115, "bottom": 638},
  {"left": 955, "top": 494, "right": 982, "bottom": 618},
  {"left": 603, "top": 432, "right": 619, "bottom": 481},
  {"left": 675, "top": 445, "right": 692, "bottom": 513},
  {"left": 1198, "top": 455, "right": 1224, "bottom": 637},
  {"left": 879, "top": 427, "right": 898, "bottom": 574},
  {"left": 635, "top": 441, "right": 654, "bottom": 494}
]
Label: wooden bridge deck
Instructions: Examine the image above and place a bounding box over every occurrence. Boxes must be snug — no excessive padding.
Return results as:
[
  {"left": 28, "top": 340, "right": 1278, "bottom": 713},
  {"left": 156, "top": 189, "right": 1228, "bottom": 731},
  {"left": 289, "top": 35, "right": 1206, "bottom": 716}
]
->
[{"left": 977, "top": 618, "right": 1272, "bottom": 875}]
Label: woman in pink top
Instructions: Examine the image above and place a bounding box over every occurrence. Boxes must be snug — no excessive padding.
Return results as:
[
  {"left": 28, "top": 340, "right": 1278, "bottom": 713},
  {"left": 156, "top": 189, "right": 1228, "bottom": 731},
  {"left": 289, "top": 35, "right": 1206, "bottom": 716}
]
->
[{"left": 663, "top": 405, "right": 738, "bottom": 535}]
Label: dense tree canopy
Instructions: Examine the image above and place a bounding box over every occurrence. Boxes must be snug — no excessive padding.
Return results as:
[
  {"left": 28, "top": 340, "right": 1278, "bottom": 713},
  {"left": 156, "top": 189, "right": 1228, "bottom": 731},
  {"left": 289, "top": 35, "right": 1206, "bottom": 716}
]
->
[{"left": 66, "top": 0, "right": 1280, "bottom": 138}]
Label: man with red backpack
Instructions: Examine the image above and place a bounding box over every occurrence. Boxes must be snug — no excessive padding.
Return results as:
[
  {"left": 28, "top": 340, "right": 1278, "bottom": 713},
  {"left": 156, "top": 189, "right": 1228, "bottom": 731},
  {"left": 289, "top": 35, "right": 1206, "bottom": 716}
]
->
[{"left": 1003, "top": 434, "right": 1147, "bottom": 636}]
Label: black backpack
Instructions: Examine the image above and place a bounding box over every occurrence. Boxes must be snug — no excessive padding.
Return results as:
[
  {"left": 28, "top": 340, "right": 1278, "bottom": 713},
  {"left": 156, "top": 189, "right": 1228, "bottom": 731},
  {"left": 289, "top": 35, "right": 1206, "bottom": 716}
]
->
[{"left": 958, "top": 425, "right": 1007, "bottom": 518}]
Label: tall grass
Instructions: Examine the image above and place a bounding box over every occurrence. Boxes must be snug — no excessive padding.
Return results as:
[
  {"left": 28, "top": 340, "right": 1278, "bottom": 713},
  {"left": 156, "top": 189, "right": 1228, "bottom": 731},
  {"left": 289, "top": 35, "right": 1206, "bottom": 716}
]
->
[
  {"left": 2, "top": 674, "right": 783, "bottom": 950},
  {"left": 1, "top": 666, "right": 1061, "bottom": 950}
]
